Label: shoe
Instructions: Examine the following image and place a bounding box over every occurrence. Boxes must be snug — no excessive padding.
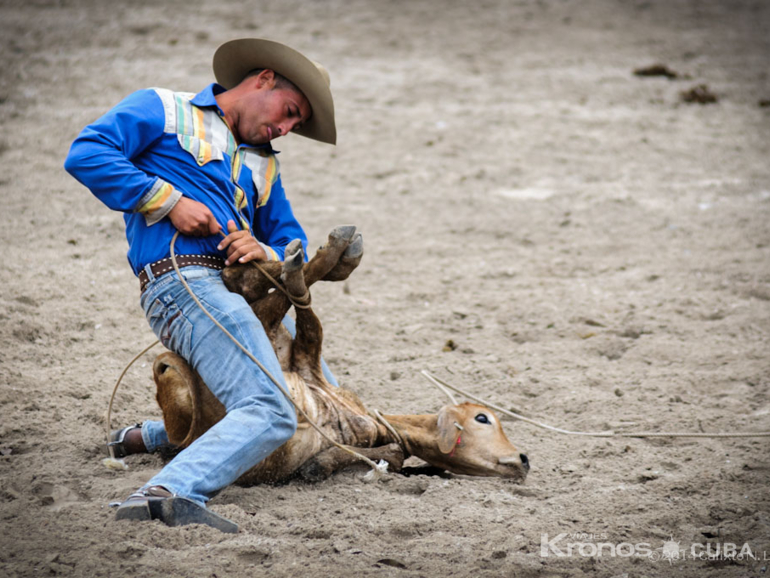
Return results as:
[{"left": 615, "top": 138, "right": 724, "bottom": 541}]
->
[
  {"left": 105, "top": 424, "right": 143, "bottom": 458},
  {"left": 115, "top": 485, "right": 238, "bottom": 533},
  {"left": 114, "top": 485, "right": 172, "bottom": 521}
]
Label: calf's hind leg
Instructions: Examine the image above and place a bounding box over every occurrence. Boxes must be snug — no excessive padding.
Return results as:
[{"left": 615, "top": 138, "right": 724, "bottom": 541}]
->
[
  {"left": 304, "top": 226, "right": 361, "bottom": 285},
  {"left": 321, "top": 232, "right": 363, "bottom": 282},
  {"left": 238, "top": 226, "right": 360, "bottom": 326}
]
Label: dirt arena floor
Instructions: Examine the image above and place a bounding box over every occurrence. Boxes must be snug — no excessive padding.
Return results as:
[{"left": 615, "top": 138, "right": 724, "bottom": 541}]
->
[{"left": 1, "top": 0, "right": 769, "bottom": 576}]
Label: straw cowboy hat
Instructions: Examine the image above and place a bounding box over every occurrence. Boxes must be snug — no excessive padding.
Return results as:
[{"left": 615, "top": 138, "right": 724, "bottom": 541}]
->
[{"left": 213, "top": 38, "right": 336, "bottom": 145}]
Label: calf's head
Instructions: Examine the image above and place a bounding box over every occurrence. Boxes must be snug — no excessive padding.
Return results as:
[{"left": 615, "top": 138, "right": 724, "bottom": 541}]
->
[{"left": 430, "top": 403, "right": 529, "bottom": 482}]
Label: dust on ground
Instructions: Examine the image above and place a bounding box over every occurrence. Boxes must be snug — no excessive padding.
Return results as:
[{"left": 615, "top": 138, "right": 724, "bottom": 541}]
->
[{"left": 1, "top": 0, "right": 769, "bottom": 576}]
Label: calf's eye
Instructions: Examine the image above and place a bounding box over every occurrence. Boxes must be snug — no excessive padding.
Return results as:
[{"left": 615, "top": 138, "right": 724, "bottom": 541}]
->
[{"left": 475, "top": 413, "right": 490, "bottom": 424}]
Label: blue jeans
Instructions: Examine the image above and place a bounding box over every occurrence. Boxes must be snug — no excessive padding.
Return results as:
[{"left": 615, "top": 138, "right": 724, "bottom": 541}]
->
[
  {"left": 138, "top": 266, "right": 298, "bottom": 506},
  {"left": 140, "top": 285, "right": 339, "bottom": 459}
]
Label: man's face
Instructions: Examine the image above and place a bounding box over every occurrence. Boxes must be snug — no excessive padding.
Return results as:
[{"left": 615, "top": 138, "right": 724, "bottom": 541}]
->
[{"left": 235, "top": 72, "right": 312, "bottom": 146}]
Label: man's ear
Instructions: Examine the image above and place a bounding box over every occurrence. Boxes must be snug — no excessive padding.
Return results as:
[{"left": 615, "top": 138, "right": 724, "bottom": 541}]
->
[
  {"left": 437, "top": 405, "right": 464, "bottom": 454},
  {"left": 254, "top": 69, "right": 276, "bottom": 90}
]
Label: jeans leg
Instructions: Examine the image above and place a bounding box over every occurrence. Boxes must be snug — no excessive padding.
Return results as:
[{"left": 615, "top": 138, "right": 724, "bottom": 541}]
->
[
  {"left": 281, "top": 314, "right": 339, "bottom": 387},
  {"left": 140, "top": 268, "right": 297, "bottom": 505},
  {"left": 141, "top": 420, "right": 169, "bottom": 453}
]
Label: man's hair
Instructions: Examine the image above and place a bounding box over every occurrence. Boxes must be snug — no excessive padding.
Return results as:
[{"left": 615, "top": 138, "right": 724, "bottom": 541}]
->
[{"left": 244, "top": 68, "right": 301, "bottom": 94}]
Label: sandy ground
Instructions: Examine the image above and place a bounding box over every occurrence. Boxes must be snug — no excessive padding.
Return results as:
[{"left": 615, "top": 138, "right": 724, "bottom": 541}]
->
[{"left": 1, "top": 0, "right": 769, "bottom": 576}]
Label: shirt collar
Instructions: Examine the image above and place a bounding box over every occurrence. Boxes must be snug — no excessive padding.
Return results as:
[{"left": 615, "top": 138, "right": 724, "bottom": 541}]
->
[
  {"left": 191, "top": 83, "right": 278, "bottom": 154},
  {"left": 190, "top": 83, "right": 227, "bottom": 114}
]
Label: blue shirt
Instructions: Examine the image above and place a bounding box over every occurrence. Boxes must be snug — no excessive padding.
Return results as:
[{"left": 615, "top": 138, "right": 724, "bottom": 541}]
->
[{"left": 64, "top": 83, "right": 308, "bottom": 275}]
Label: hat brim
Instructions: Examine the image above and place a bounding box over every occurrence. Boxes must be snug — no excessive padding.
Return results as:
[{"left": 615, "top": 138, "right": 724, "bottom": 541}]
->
[{"left": 213, "top": 38, "right": 336, "bottom": 145}]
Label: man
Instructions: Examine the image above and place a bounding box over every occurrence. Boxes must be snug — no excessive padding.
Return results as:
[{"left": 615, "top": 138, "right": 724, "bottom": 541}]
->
[{"left": 65, "top": 39, "right": 336, "bottom": 531}]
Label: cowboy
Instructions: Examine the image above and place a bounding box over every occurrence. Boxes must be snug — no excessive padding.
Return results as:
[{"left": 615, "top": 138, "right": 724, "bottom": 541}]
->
[{"left": 64, "top": 39, "right": 336, "bottom": 531}]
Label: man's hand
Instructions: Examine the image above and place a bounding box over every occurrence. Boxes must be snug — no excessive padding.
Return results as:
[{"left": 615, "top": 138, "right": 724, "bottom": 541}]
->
[
  {"left": 218, "top": 220, "right": 267, "bottom": 265},
  {"left": 168, "top": 196, "right": 220, "bottom": 237}
]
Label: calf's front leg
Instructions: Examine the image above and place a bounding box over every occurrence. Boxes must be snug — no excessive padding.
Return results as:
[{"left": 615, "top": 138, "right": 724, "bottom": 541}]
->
[{"left": 296, "top": 443, "right": 405, "bottom": 482}]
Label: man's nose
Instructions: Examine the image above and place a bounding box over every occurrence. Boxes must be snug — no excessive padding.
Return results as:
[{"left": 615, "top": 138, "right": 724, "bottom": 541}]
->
[{"left": 277, "top": 119, "right": 299, "bottom": 136}]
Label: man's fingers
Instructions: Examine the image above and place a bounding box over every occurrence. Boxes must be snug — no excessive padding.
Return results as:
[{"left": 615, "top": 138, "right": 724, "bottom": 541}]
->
[
  {"left": 215, "top": 221, "right": 265, "bottom": 265},
  {"left": 218, "top": 230, "right": 244, "bottom": 251},
  {"left": 210, "top": 213, "right": 222, "bottom": 236},
  {"left": 224, "top": 238, "right": 266, "bottom": 265},
  {"left": 224, "top": 238, "right": 250, "bottom": 265},
  {"left": 236, "top": 250, "right": 262, "bottom": 264},
  {"left": 233, "top": 249, "right": 266, "bottom": 265},
  {"left": 168, "top": 197, "right": 222, "bottom": 237},
  {"left": 197, "top": 217, "right": 213, "bottom": 236},
  {"left": 217, "top": 220, "right": 242, "bottom": 248}
]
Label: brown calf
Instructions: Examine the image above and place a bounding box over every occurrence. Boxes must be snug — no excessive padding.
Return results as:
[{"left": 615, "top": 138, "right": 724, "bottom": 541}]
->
[{"left": 152, "top": 227, "right": 529, "bottom": 484}]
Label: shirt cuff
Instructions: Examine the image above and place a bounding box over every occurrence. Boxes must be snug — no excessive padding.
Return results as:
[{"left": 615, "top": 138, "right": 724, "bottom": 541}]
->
[
  {"left": 136, "top": 179, "right": 182, "bottom": 226},
  {"left": 259, "top": 242, "right": 280, "bottom": 261}
]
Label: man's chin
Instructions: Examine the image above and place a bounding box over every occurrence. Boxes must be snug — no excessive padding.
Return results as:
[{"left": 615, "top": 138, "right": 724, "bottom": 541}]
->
[{"left": 244, "top": 136, "right": 270, "bottom": 146}]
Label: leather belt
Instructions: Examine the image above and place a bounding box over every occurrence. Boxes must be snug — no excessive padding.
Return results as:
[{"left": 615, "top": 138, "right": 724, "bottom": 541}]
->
[{"left": 139, "top": 255, "right": 225, "bottom": 293}]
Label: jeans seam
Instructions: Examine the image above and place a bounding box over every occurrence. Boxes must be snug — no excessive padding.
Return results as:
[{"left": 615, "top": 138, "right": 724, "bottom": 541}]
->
[{"left": 189, "top": 293, "right": 254, "bottom": 359}]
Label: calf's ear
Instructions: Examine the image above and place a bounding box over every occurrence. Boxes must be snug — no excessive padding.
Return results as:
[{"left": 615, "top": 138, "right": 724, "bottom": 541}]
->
[{"left": 437, "top": 405, "right": 464, "bottom": 454}]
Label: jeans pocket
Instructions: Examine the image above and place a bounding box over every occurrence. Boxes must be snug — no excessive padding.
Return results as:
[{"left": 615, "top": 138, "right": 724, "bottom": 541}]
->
[{"left": 146, "top": 297, "right": 193, "bottom": 358}]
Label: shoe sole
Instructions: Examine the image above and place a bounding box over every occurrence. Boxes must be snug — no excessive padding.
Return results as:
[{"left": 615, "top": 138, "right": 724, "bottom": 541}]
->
[
  {"left": 115, "top": 497, "right": 238, "bottom": 534},
  {"left": 115, "top": 496, "right": 158, "bottom": 522}
]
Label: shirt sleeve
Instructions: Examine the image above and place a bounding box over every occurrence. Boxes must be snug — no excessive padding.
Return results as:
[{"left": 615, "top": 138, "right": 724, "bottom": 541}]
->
[
  {"left": 253, "top": 174, "right": 308, "bottom": 261},
  {"left": 64, "top": 88, "right": 182, "bottom": 226}
]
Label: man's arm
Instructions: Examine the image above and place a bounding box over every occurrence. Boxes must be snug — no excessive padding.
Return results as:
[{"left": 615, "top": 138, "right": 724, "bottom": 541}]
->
[
  {"left": 64, "top": 88, "right": 218, "bottom": 236},
  {"left": 65, "top": 89, "right": 179, "bottom": 224}
]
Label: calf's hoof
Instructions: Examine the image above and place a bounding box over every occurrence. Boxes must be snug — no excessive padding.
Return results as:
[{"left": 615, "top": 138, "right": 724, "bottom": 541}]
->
[
  {"left": 297, "top": 459, "right": 334, "bottom": 483},
  {"left": 343, "top": 233, "right": 363, "bottom": 260},
  {"left": 283, "top": 240, "right": 305, "bottom": 273},
  {"left": 323, "top": 233, "right": 364, "bottom": 282},
  {"left": 330, "top": 225, "right": 357, "bottom": 243},
  {"left": 376, "top": 443, "right": 405, "bottom": 472}
]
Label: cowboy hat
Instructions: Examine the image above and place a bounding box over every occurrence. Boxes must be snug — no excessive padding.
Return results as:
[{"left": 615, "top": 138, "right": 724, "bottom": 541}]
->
[{"left": 213, "top": 38, "right": 336, "bottom": 145}]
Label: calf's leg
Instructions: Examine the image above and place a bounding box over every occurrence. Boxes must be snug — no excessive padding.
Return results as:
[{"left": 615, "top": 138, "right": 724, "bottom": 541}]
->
[
  {"left": 296, "top": 443, "right": 404, "bottom": 482},
  {"left": 222, "top": 226, "right": 360, "bottom": 322},
  {"left": 279, "top": 241, "right": 325, "bottom": 380},
  {"left": 321, "top": 232, "right": 363, "bottom": 282}
]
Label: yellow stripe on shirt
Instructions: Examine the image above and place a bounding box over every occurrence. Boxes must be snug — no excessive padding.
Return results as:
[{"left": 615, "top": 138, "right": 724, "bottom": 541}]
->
[
  {"left": 257, "top": 154, "right": 277, "bottom": 207},
  {"left": 138, "top": 182, "right": 174, "bottom": 215}
]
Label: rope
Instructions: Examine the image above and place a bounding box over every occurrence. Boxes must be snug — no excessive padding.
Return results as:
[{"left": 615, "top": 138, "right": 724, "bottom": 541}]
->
[
  {"left": 421, "top": 371, "right": 770, "bottom": 439},
  {"left": 214, "top": 229, "right": 311, "bottom": 310},
  {"left": 426, "top": 376, "right": 459, "bottom": 406},
  {"left": 105, "top": 339, "right": 160, "bottom": 459},
  {"left": 170, "top": 231, "right": 385, "bottom": 475},
  {"left": 371, "top": 409, "right": 406, "bottom": 454},
  {"left": 237, "top": 246, "right": 312, "bottom": 310}
]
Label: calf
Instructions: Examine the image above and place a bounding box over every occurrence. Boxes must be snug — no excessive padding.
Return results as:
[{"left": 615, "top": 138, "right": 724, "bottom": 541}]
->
[{"left": 152, "top": 227, "right": 529, "bottom": 484}]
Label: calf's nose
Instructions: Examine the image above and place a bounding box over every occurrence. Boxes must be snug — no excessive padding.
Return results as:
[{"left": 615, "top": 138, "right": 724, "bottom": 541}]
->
[{"left": 498, "top": 454, "right": 530, "bottom": 470}]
